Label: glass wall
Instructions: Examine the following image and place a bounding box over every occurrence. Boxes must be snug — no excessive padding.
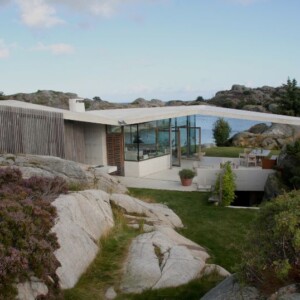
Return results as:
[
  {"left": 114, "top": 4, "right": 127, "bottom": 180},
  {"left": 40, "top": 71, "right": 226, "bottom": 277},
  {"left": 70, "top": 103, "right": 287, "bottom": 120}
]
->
[
  {"left": 124, "top": 119, "right": 170, "bottom": 161},
  {"left": 123, "top": 115, "right": 199, "bottom": 163}
]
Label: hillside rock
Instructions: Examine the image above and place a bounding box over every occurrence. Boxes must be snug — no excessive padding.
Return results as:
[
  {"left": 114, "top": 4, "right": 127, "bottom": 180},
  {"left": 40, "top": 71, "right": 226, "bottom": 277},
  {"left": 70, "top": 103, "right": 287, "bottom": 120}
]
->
[
  {"left": 16, "top": 277, "right": 48, "bottom": 300},
  {"left": 229, "top": 123, "right": 300, "bottom": 149},
  {"left": 263, "top": 173, "right": 287, "bottom": 201},
  {"left": 131, "top": 98, "right": 164, "bottom": 107},
  {"left": 121, "top": 230, "right": 216, "bottom": 293},
  {"left": 113, "top": 194, "right": 229, "bottom": 294},
  {"left": 110, "top": 194, "right": 183, "bottom": 228},
  {"left": 201, "top": 275, "right": 261, "bottom": 300},
  {"left": 2, "top": 82, "right": 291, "bottom": 113},
  {"left": 268, "top": 284, "right": 300, "bottom": 300},
  {"left": 0, "top": 154, "right": 128, "bottom": 194},
  {"left": 52, "top": 190, "right": 114, "bottom": 288},
  {"left": 208, "top": 84, "right": 289, "bottom": 112},
  {"left": 3, "top": 90, "right": 78, "bottom": 109}
]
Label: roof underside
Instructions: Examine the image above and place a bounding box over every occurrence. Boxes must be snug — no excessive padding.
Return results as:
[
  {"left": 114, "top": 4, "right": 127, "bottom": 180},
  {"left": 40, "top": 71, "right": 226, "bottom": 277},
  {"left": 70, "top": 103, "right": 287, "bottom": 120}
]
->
[{"left": 1, "top": 100, "right": 300, "bottom": 126}]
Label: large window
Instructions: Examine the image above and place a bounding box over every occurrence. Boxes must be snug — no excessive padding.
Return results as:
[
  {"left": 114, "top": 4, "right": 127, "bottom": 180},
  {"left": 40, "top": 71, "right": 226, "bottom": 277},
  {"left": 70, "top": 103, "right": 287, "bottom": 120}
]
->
[{"left": 124, "top": 119, "right": 170, "bottom": 161}]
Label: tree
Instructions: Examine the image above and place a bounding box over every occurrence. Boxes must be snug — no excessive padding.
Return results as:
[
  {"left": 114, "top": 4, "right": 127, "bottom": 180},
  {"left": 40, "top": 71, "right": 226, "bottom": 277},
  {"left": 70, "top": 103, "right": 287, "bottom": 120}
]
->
[
  {"left": 280, "top": 139, "right": 300, "bottom": 189},
  {"left": 195, "top": 96, "right": 204, "bottom": 102},
  {"left": 93, "top": 96, "right": 102, "bottom": 101},
  {"left": 212, "top": 118, "right": 231, "bottom": 146},
  {"left": 0, "top": 91, "right": 5, "bottom": 100},
  {"left": 279, "top": 78, "right": 300, "bottom": 116}
]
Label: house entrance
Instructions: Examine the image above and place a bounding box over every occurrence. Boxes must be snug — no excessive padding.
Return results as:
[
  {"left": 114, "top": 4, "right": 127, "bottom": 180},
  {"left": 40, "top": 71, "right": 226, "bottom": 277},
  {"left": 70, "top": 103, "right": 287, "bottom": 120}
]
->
[
  {"left": 106, "top": 128, "right": 124, "bottom": 176},
  {"left": 172, "top": 126, "right": 201, "bottom": 167}
]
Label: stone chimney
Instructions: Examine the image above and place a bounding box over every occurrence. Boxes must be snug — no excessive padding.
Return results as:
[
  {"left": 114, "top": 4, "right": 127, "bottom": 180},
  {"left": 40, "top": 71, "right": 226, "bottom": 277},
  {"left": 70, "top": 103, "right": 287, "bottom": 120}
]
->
[{"left": 69, "top": 98, "right": 85, "bottom": 112}]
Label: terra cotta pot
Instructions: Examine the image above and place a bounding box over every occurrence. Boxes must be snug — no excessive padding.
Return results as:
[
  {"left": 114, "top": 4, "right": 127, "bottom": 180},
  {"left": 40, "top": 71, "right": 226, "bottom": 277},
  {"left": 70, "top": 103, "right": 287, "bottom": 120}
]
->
[{"left": 180, "top": 178, "right": 193, "bottom": 186}]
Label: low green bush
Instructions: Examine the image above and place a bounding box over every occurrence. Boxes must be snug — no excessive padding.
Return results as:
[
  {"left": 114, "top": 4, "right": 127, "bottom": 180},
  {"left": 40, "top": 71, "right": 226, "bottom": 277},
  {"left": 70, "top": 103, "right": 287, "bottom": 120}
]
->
[
  {"left": 214, "top": 162, "right": 236, "bottom": 206},
  {"left": 0, "top": 167, "right": 68, "bottom": 299},
  {"left": 178, "top": 169, "right": 196, "bottom": 179},
  {"left": 240, "top": 190, "right": 300, "bottom": 294}
]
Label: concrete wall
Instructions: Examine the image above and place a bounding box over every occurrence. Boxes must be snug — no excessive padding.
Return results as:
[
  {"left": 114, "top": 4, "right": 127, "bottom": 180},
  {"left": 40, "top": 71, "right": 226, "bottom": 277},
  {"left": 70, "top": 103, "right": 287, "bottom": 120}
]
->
[
  {"left": 125, "top": 155, "right": 171, "bottom": 177},
  {"left": 197, "top": 167, "right": 275, "bottom": 191},
  {"left": 83, "top": 123, "right": 107, "bottom": 165}
]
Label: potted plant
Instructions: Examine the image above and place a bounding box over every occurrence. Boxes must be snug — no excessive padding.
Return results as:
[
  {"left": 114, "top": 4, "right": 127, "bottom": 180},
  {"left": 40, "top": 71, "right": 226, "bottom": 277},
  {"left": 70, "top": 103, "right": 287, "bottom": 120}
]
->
[{"left": 179, "top": 169, "right": 196, "bottom": 186}]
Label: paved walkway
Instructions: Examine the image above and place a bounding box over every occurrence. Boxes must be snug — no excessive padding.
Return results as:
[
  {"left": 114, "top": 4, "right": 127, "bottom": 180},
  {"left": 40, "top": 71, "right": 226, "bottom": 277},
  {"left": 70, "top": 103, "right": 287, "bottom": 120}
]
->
[
  {"left": 116, "top": 158, "right": 214, "bottom": 191},
  {"left": 116, "top": 156, "right": 262, "bottom": 191}
]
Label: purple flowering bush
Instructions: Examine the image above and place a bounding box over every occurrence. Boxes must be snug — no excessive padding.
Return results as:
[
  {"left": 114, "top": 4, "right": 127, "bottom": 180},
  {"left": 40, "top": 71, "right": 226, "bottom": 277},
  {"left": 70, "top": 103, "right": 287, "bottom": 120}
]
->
[{"left": 0, "top": 168, "right": 68, "bottom": 299}]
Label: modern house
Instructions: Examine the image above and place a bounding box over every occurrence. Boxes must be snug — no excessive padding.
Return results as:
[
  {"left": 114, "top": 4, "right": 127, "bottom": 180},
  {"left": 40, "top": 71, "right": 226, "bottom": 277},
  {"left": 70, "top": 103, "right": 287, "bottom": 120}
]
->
[{"left": 0, "top": 99, "right": 300, "bottom": 178}]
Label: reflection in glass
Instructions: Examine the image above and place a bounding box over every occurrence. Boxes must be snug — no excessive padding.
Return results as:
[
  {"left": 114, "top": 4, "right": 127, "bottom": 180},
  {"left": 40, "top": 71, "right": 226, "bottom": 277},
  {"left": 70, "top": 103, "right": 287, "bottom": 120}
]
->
[{"left": 124, "top": 119, "right": 170, "bottom": 161}]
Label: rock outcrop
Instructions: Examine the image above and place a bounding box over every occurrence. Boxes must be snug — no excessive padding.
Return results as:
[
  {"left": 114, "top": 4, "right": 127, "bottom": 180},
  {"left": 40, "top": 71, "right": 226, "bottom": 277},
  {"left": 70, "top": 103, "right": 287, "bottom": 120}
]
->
[
  {"left": 209, "top": 84, "right": 285, "bottom": 113},
  {"left": 121, "top": 231, "right": 207, "bottom": 293},
  {"left": 110, "top": 194, "right": 183, "bottom": 228},
  {"left": 201, "top": 276, "right": 300, "bottom": 300},
  {"left": 52, "top": 190, "right": 114, "bottom": 289},
  {"left": 16, "top": 277, "right": 48, "bottom": 300},
  {"left": 110, "top": 194, "right": 230, "bottom": 294},
  {"left": 201, "top": 275, "right": 261, "bottom": 300},
  {"left": 2, "top": 82, "right": 293, "bottom": 114},
  {"left": 229, "top": 123, "right": 300, "bottom": 149},
  {"left": 0, "top": 154, "right": 127, "bottom": 194}
]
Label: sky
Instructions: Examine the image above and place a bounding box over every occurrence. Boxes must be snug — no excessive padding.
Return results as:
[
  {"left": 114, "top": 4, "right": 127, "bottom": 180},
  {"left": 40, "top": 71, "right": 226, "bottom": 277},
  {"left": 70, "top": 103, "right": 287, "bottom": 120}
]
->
[{"left": 0, "top": 0, "right": 300, "bottom": 102}]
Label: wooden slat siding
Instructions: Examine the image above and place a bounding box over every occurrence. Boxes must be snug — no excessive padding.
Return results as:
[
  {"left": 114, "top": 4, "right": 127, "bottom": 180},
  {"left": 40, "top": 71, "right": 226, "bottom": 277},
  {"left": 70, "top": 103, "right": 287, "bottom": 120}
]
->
[
  {"left": 64, "top": 121, "right": 86, "bottom": 163},
  {"left": 106, "top": 132, "right": 124, "bottom": 176},
  {"left": 0, "top": 106, "right": 65, "bottom": 158}
]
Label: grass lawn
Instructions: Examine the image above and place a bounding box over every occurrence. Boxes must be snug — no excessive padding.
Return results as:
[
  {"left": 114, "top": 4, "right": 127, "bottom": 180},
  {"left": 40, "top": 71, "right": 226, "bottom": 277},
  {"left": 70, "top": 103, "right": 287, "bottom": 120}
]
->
[
  {"left": 64, "top": 189, "right": 257, "bottom": 300},
  {"left": 204, "top": 146, "right": 280, "bottom": 158},
  {"left": 63, "top": 209, "right": 139, "bottom": 300},
  {"left": 129, "top": 189, "right": 257, "bottom": 271}
]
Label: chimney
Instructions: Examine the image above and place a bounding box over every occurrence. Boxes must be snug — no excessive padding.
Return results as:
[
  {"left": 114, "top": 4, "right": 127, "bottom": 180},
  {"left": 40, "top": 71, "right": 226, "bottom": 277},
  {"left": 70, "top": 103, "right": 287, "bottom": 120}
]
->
[{"left": 69, "top": 98, "right": 85, "bottom": 112}]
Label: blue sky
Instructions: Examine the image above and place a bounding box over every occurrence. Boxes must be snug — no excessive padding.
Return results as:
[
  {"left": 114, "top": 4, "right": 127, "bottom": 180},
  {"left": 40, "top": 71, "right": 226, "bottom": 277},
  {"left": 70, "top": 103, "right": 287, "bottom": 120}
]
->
[{"left": 0, "top": 0, "right": 299, "bottom": 102}]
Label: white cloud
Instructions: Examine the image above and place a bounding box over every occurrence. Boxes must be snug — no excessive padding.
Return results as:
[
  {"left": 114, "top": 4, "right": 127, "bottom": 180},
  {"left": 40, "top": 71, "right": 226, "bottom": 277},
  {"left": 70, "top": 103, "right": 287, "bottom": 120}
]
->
[
  {"left": 16, "top": 0, "right": 64, "bottom": 28},
  {"left": 0, "top": 0, "right": 166, "bottom": 30},
  {"left": 0, "top": 0, "right": 164, "bottom": 28},
  {"left": 0, "top": 40, "right": 11, "bottom": 58},
  {"left": 33, "top": 42, "right": 74, "bottom": 55},
  {"left": 51, "top": 0, "right": 135, "bottom": 17}
]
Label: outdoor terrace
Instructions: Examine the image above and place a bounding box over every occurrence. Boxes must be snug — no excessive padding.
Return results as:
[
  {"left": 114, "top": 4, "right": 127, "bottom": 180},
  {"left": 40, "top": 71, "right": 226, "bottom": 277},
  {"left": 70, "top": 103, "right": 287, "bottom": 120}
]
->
[{"left": 117, "top": 155, "right": 276, "bottom": 192}]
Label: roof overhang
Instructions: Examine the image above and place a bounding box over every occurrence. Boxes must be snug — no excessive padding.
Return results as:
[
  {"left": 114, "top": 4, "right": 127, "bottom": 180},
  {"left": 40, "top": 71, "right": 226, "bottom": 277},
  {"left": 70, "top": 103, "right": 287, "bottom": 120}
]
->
[
  {"left": 87, "top": 105, "right": 300, "bottom": 126},
  {"left": 1, "top": 100, "right": 300, "bottom": 126}
]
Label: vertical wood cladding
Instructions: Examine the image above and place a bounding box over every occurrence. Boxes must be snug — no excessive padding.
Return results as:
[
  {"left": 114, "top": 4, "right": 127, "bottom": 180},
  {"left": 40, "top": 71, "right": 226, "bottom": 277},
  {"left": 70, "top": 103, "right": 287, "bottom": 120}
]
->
[
  {"left": 106, "top": 132, "right": 124, "bottom": 176},
  {"left": 0, "top": 106, "right": 65, "bottom": 158},
  {"left": 64, "top": 121, "right": 86, "bottom": 163}
]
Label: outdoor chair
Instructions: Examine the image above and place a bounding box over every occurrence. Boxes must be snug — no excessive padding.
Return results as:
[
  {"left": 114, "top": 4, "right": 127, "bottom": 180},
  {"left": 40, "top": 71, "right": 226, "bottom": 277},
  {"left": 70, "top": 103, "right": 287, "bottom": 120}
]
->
[
  {"left": 246, "top": 154, "right": 257, "bottom": 167},
  {"left": 239, "top": 153, "right": 247, "bottom": 166}
]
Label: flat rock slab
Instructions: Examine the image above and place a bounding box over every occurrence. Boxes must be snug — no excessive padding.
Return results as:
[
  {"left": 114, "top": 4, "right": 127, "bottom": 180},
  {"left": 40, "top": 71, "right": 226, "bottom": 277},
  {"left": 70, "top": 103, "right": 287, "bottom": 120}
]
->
[
  {"left": 121, "top": 230, "right": 208, "bottom": 293},
  {"left": 201, "top": 275, "right": 261, "bottom": 300},
  {"left": 110, "top": 194, "right": 183, "bottom": 228},
  {"left": 52, "top": 190, "right": 114, "bottom": 289},
  {"left": 0, "top": 154, "right": 128, "bottom": 194}
]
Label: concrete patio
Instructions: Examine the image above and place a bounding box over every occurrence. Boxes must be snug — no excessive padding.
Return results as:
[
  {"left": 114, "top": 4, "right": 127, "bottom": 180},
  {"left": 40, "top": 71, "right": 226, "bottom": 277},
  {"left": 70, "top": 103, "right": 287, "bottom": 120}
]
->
[{"left": 116, "top": 156, "right": 272, "bottom": 192}]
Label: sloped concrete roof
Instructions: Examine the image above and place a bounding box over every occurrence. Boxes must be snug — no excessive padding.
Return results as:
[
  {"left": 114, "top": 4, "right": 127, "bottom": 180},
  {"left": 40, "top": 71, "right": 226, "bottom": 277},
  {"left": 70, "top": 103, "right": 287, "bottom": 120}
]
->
[{"left": 1, "top": 100, "right": 300, "bottom": 126}]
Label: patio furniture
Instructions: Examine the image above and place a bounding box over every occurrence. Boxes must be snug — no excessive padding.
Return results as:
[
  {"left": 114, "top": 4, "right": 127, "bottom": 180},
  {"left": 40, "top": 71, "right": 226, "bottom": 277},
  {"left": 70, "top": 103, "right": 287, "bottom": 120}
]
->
[
  {"left": 246, "top": 154, "right": 257, "bottom": 167},
  {"left": 239, "top": 153, "right": 247, "bottom": 166},
  {"left": 250, "top": 149, "right": 271, "bottom": 165}
]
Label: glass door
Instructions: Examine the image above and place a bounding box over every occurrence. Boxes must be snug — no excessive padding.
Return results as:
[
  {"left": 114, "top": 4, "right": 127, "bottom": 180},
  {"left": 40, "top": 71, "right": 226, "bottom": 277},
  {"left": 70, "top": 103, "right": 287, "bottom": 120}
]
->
[{"left": 172, "top": 129, "right": 181, "bottom": 167}]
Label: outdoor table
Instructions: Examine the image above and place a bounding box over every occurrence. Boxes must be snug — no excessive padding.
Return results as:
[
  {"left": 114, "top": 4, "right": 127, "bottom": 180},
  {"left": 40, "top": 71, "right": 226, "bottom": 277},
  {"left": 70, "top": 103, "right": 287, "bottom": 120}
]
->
[{"left": 250, "top": 149, "right": 271, "bottom": 165}]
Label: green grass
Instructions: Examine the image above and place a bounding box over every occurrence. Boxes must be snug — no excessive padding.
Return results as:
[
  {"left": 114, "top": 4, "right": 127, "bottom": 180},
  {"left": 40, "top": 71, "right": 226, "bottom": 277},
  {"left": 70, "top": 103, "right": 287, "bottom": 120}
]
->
[
  {"left": 204, "top": 146, "right": 280, "bottom": 158},
  {"left": 116, "top": 273, "right": 224, "bottom": 300},
  {"left": 63, "top": 208, "right": 139, "bottom": 300},
  {"left": 129, "top": 189, "right": 257, "bottom": 271},
  {"left": 63, "top": 189, "right": 258, "bottom": 300}
]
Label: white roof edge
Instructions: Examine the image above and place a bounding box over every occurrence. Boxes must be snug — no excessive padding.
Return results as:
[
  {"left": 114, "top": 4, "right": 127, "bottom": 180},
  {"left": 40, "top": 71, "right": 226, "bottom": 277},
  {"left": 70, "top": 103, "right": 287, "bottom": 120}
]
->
[
  {"left": 1, "top": 100, "right": 300, "bottom": 126},
  {"left": 0, "top": 100, "right": 118, "bottom": 125}
]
